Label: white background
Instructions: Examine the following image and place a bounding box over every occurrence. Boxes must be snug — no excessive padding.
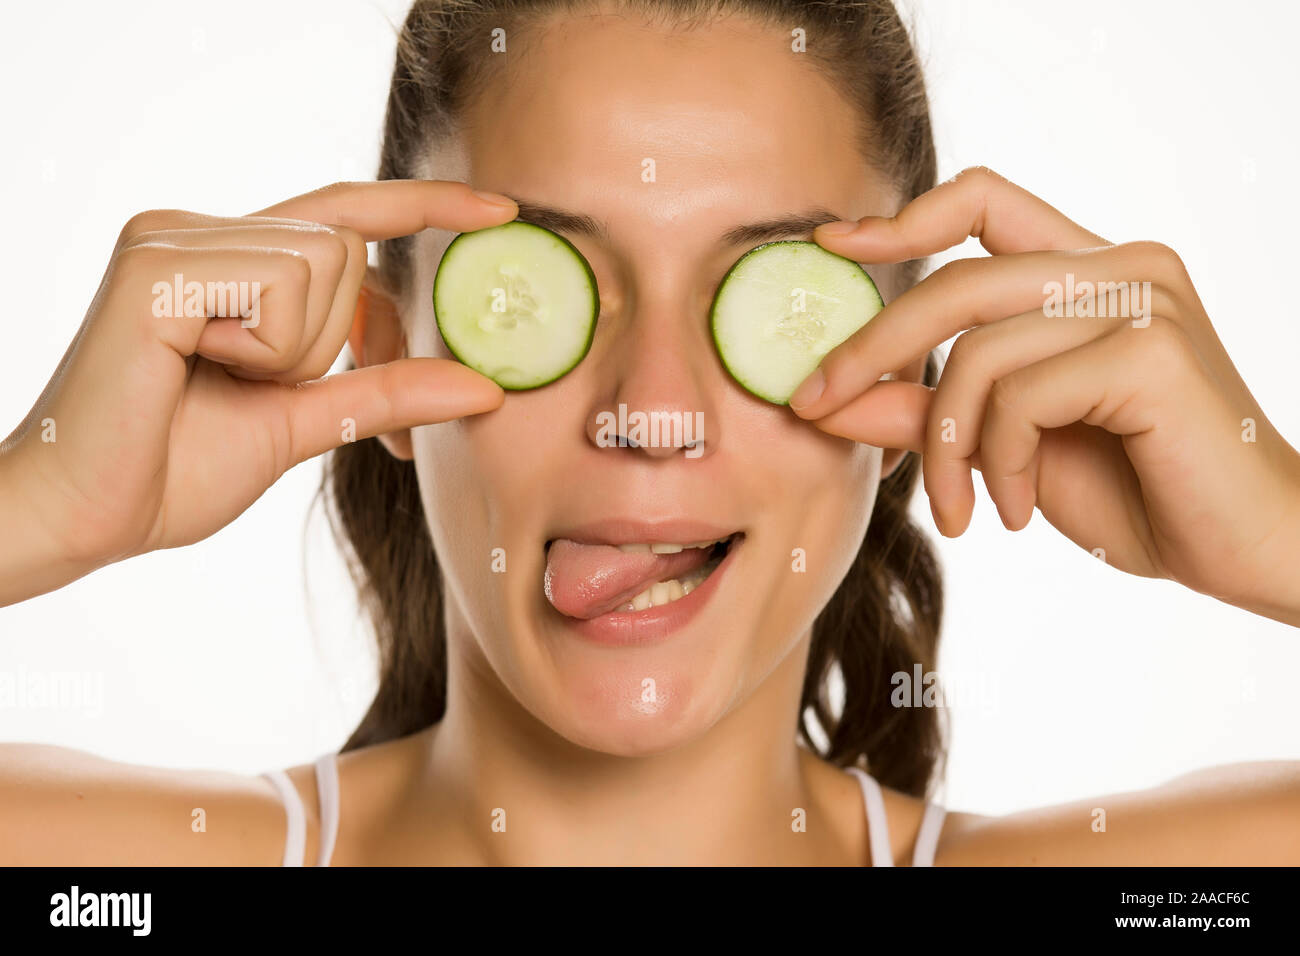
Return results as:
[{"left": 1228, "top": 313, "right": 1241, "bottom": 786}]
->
[{"left": 0, "top": 0, "right": 1296, "bottom": 815}]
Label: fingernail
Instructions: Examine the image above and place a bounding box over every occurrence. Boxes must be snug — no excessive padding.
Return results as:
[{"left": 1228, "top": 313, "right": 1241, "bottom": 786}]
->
[
  {"left": 817, "top": 220, "right": 860, "bottom": 236},
  {"left": 788, "top": 366, "right": 825, "bottom": 412},
  {"left": 472, "top": 188, "right": 517, "bottom": 207},
  {"left": 929, "top": 498, "right": 947, "bottom": 536}
]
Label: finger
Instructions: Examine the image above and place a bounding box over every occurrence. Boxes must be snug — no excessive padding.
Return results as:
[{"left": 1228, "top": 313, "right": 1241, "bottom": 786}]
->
[
  {"left": 790, "top": 244, "right": 1186, "bottom": 418},
  {"left": 279, "top": 357, "right": 505, "bottom": 466},
  {"left": 810, "top": 382, "right": 989, "bottom": 478},
  {"left": 113, "top": 242, "right": 311, "bottom": 370},
  {"left": 977, "top": 318, "right": 1199, "bottom": 531},
  {"left": 812, "top": 380, "right": 932, "bottom": 451},
  {"left": 114, "top": 208, "right": 329, "bottom": 253},
  {"left": 123, "top": 223, "right": 354, "bottom": 376},
  {"left": 281, "top": 221, "right": 369, "bottom": 382},
  {"left": 924, "top": 309, "right": 1128, "bottom": 536},
  {"left": 249, "top": 180, "right": 519, "bottom": 241},
  {"left": 813, "top": 165, "right": 1108, "bottom": 264}
]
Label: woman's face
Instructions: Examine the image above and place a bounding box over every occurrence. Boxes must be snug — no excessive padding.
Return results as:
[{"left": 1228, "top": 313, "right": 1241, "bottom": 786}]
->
[{"left": 402, "top": 9, "right": 905, "bottom": 755}]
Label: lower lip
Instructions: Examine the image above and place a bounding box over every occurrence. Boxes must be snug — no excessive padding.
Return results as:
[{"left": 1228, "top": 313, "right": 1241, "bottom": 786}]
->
[{"left": 559, "top": 536, "right": 743, "bottom": 647}]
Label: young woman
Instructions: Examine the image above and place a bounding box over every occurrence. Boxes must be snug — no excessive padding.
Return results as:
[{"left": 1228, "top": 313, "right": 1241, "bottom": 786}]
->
[{"left": 1, "top": 0, "right": 1297, "bottom": 866}]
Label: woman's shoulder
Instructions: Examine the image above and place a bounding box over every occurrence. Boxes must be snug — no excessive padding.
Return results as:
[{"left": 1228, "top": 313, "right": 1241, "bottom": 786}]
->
[
  {"left": 801, "top": 748, "right": 983, "bottom": 866},
  {"left": 868, "top": 778, "right": 988, "bottom": 866},
  {"left": 273, "top": 726, "right": 435, "bottom": 866},
  {"left": 905, "top": 761, "right": 1300, "bottom": 865},
  {"left": 0, "top": 741, "right": 291, "bottom": 864}
]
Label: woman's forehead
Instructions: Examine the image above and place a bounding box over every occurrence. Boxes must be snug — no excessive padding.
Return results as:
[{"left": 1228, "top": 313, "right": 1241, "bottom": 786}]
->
[{"left": 449, "top": 10, "right": 885, "bottom": 214}]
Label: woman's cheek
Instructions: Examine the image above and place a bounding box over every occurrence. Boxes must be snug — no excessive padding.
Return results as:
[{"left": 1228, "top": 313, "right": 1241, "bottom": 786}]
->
[
  {"left": 775, "top": 441, "right": 880, "bottom": 626},
  {"left": 412, "top": 423, "right": 509, "bottom": 600}
]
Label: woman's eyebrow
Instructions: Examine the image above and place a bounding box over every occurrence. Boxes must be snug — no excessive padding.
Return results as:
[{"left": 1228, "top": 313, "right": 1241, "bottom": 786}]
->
[
  {"left": 719, "top": 208, "right": 846, "bottom": 246},
  {"left": 511, "top": 199, "right": 610, "bottom": 242},
  {"left": 506, "top": 197, "right": 846, "bottom": 246}
]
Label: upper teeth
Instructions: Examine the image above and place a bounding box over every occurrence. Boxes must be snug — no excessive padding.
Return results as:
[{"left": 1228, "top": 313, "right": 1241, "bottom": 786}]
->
[{"left": 618, "top": 536, "right": 730, "bottom": 554}]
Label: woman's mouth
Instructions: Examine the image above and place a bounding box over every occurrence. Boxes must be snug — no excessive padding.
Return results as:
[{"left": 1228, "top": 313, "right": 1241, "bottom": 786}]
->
[
  {"left": 542, "top": 525, "right": 745, "bottom": 644},
  {"left": 610, "top": 537, "right": 732, "bottom": 611}
]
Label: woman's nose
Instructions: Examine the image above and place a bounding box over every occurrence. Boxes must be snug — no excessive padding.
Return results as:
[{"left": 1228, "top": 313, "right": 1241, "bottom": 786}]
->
[{"left": 584, "top": 289, "right": 719, "bottom": 461}]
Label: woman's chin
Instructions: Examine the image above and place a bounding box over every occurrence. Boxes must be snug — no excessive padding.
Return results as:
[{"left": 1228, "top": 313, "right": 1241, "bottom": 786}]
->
[
  {"left": 530, "top": 661, "right": 730, "bottom": 758},
  {"left": 497, "top": 557, "right": 755, "bottom": 755}
]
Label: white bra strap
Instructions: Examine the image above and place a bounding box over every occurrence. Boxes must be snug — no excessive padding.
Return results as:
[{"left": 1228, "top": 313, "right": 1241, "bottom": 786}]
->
[
  {"left": 314, "top": 754, "right": 340, "bottom": 867},
  {"left": 263, "top": 769, "right": 306, "bottom": 867},
  {"left": 848, "top": 767, "right": 894, "bottom": 867},
  {"left": 911, "top": 801, "right": 947, "bottom": 867}
]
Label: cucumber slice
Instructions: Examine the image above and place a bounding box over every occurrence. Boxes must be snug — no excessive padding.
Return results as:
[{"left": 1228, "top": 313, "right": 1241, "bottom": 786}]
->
[
  {"left": 710, "top": 240, "right": 883, "bottom": 404},
  {"left": 433, "top": 221, "right": 598, "bottom": 390}
]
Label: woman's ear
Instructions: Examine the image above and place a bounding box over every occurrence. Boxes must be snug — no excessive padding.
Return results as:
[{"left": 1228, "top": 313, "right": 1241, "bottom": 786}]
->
[
  {"left": 347, "top": 268, "right": 415, "bottom": 461},
  {"left": 879, "top": 351, "right": 930, "bottom": 480}
]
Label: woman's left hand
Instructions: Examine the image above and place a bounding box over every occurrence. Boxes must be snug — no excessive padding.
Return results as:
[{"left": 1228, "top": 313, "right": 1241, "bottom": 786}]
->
[{"left": 789, "top": 166, "right": 1300, "bottom": 626}]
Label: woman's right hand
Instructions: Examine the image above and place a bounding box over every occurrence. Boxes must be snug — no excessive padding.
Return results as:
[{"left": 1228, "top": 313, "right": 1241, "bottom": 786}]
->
[{"left": 0, "top": 180, "right": 519, "bottom": 605}]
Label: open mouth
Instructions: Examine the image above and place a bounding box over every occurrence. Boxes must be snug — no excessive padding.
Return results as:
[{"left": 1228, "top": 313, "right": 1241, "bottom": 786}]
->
[
  {"left": 543, "top": 531, "right": 744, "bottom": 621},
  {"left": 609, "top": 534, "right": 738, "bottom": 612}
]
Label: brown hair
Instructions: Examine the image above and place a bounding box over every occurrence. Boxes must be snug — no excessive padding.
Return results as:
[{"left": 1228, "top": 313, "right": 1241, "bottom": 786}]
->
[{"left": 325, "top": 0, "right": 945, "bottom": 798}]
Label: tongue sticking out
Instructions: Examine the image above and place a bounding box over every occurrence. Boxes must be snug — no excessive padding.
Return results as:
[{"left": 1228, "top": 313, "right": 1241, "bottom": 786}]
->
[{"left": 544, "top": 539, "right": 718, "bottom": 620}]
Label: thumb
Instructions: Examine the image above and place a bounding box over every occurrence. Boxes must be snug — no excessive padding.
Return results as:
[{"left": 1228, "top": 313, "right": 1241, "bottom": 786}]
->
[
  {"left": 278, "top": 357, "right": 504, "bottom": 466},
  {"left": 810, "top": 380, "right": 931, "bottom": 453}
]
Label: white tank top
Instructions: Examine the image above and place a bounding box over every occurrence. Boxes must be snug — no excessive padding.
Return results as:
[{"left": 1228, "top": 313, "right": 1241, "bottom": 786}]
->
[{"left": 262, "top": 756, "right": 947, "bottom": 866}]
